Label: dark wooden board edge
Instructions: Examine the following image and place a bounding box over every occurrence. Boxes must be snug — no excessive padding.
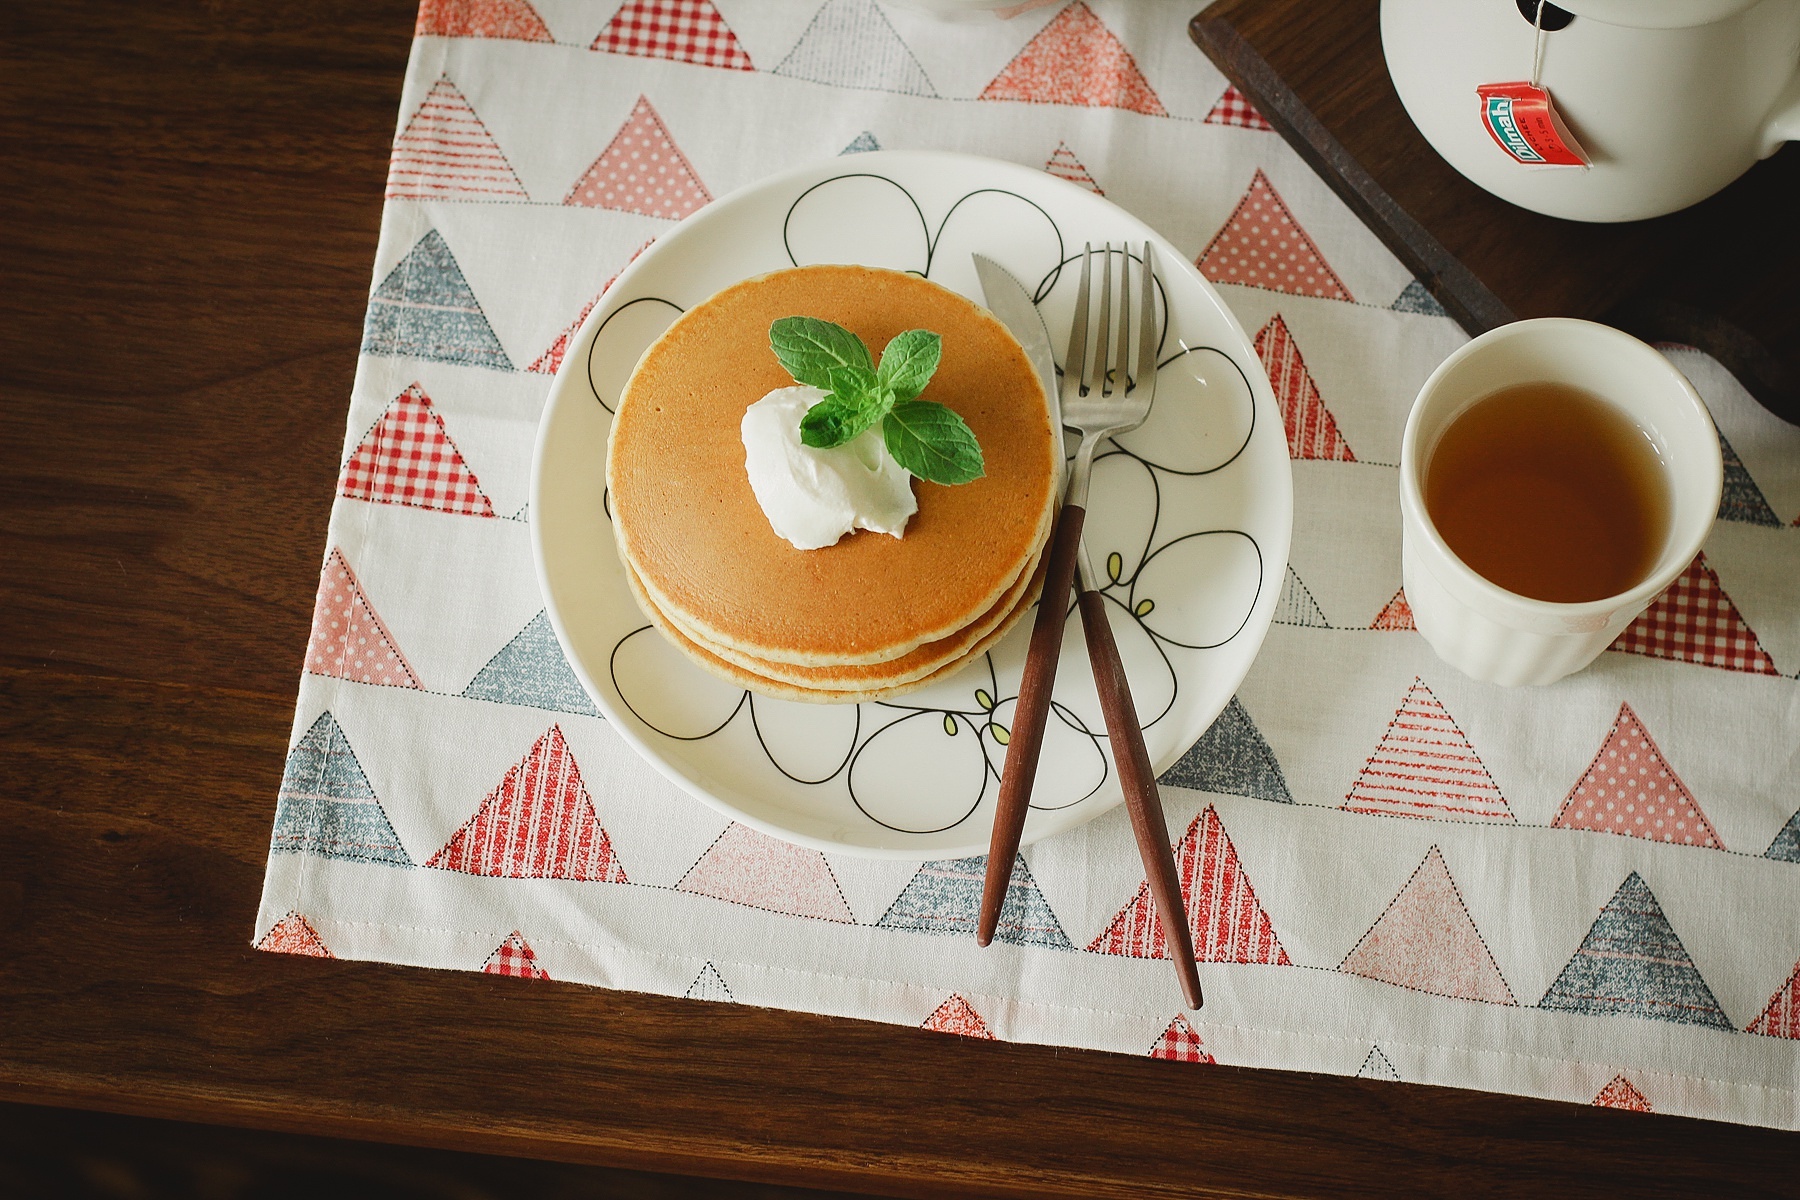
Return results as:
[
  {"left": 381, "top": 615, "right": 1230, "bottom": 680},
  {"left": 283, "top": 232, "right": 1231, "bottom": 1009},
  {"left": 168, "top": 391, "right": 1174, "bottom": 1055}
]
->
[
  {"left": 1606, "top": 297, "right": 1798, "bottom": 426},
  {"left": 1188, "top": 10, "right": 1514, "bottom": 336},
  {"left": 1189, "top": 5, "right": 1799, "bottom": 424}
]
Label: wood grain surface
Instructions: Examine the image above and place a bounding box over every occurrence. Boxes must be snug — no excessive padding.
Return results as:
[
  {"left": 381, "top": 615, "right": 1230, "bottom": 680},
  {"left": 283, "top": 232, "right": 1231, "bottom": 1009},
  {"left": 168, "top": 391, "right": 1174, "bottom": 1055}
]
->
[{"left": 1, "top": 3, "right": 1794, "bottom": 1196}]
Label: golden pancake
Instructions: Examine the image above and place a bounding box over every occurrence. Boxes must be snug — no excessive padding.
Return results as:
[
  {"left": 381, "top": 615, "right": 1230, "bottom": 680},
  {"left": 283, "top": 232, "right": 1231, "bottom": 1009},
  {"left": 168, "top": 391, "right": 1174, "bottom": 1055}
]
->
[
  {"left": 607, "top": 264, "right": 1058, "bottom": 667},
  {"left": 633, "top": 541, "right": 1044, "bottom": 692},
  {"left": 624, "top": 553, "right": 1048, "bottom": 705}
]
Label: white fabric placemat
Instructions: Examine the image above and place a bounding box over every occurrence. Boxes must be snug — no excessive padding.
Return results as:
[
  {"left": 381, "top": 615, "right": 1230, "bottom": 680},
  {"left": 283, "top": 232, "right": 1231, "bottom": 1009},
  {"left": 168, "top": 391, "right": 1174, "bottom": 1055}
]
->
[{"left": 255, "top": 0, "right": 1800, "bottom": 1128}]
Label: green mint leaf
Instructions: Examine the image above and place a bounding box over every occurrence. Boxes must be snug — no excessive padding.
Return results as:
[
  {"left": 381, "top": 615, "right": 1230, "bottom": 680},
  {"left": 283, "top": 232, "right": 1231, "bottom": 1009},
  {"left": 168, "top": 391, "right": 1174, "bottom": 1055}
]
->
[
  {"left": 800, "top": 385, "right": 887, "bottom": 449},
  {"left": 882, "top": 400, "right": 985, "bottom": 485},
  {"left": 824, "top": 363, "right": 880, "bottom": 404},
  {"left": 875, "top": 329, "right": 941, "bottom": 403},
  {"left": 800, "top": 397, "right": 868, "bottom": 448},
  {"left": 769, "top": 317, "right": 873, "bottom": 389}
]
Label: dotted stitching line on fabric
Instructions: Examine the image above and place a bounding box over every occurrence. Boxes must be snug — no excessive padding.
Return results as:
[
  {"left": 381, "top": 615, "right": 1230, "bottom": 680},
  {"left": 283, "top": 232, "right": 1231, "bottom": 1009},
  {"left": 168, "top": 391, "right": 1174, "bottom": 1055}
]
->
[
  {"left": 288, "top": 915, "right": 1800, "bottom": 1097},
  {"left": 1337, "top": 844, "right": 1518, "bottom": 1007}
]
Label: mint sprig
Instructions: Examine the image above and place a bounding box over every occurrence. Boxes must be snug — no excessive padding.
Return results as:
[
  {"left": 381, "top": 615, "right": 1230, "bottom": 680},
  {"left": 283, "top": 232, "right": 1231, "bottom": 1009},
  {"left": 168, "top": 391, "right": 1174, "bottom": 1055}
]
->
[{"left": 769, "top": 317, "right": 984, "bottom": 486}]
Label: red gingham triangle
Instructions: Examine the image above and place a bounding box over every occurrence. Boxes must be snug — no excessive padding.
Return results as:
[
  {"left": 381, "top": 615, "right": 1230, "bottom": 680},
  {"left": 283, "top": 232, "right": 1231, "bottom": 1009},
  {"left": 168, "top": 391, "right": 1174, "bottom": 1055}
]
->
[
  {"left": 1088, "top": 806, "right": 1290, "bottom": 964},
  {"left": 592, "top": 0, "right": 754, "bottom": 71},
  {"left": 256, "top": 912, "right": 333, "bottom": 958},
  {"left": 1343, "top": 678, "right": 1513, "bottom": 822},
  {"left": 428, "top": 726, "right": 629, "bottom": 882},
  {"left": 1593, "top": 1075, "right": 1652, "bottom": 1112},
  {"left": 1552, "top": 703, "right": 1722, "bottom": 848},
  {"left": 415, "top": 0, "right": 553, "bottom": 41},
  {"left": 386, "top": 75, "right": 528, "bottom": 201},
  {"left": 565, "top": 95, "right": 711, "bottom": 220},
  {"left": 341, "top": 383, "right": 497, "bottom": 517},
  {"left": 1254, "top": 314, "right": 1356, "bottom": 461},
  {"left": 979, "top": 2, "right": 1166, "bottom": 116},
  {"left": 1203, "top": 84, "right": 1272, "bottom": 130},
  {"left": 1610, "top": 554, "right": 1779, "bottom": 675},
  {"left": 922, "top": 994, "right": 996, "bottom": 1039},
  {"left": 1748, "top": 961, "right": 1800, "bottom": 1039},
  {"left": 483, "top": 931, "right": 551, "bottom": 979},
  {"left": 1148, "top": 1014, "right": 1214, "bottom": 1063},
  {"left": 305, "top": 548, "right": 423, "bottom": 690},
  {"left": 1199, "top": 171, "right": 1353, "bottom": 301}
]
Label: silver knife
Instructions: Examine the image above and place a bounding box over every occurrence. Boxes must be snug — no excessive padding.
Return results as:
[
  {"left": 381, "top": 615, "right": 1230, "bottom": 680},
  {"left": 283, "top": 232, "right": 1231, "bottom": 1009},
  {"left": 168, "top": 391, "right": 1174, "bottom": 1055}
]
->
[{"left": 973, "top": 254, "right": 1063, "bottom": 489}]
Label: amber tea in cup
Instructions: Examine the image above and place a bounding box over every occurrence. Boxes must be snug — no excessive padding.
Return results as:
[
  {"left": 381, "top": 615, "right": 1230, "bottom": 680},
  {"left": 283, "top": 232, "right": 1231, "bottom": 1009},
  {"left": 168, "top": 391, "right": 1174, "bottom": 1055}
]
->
[
  {"left": 1423, "top": 382, "right": 1672, "bottom": 604},
  {"left": 1400, "top": 319, "right": 1720, "bottom": 687}
]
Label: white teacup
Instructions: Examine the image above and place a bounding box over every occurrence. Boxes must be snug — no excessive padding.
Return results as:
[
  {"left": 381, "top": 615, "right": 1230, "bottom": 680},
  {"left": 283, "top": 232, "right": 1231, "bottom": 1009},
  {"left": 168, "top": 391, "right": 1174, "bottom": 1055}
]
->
[{"left": 1399, "top": 318, "right": 1723, "bottom": 687}]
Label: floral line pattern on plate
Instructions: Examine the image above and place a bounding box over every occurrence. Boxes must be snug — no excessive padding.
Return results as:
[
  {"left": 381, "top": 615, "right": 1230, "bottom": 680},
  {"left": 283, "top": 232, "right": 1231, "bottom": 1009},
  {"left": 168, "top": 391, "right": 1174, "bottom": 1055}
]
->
[{"left": 588, "top": 169, "right": 1266, "bottom": 838}]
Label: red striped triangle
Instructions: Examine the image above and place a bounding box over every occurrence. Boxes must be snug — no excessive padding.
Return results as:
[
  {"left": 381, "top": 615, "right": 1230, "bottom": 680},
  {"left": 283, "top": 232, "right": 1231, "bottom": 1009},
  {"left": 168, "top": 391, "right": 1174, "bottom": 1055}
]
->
[
  {"left": 565, "top": 95, "right": 711, "bottom": 220},
  {"left": 1593, "top": 1075, "right": 1652, "bottom": 1112},
  {"left": 979, "top": 2, "right": 1166, "bottom": 116},
  {"left": 341, "top": 383, "right": 496, "bottom": 517},
  {"left": 1088, "top": 805, "right": 1290, "bottom": 964},
  {"left": 1343, "top": 678, "right": 1513, "bottom": 822},
  {"left": 1148, "top": 1014, "right": 1214, "bottom": 1063},
  {"left": 415, "top": 0, "right": 553, "bottom": 40},
  {"left": 1199, "top": 171, "right": 1353, "bottom": 301},
  {"left": 676, "top": 823, "right": 854, "bottom": 922},
  {"left": 1610, "top": 554, "right": 1778, "bottom": 675},
  {"left": 923, "top": 994, "right": 995, "bottom": 1039},
  {"left": 428, "top": 726, "right": 629, "bottom": 882},
  {"left": 1203, "top": 84, "right": 1272, "bottom": 130},
  {"left": 1044, "top": 141, "right": 1102, "bottom": 193},
  {"left": 1370, "top": 588, "right": 1416, "bottom": 630},
  {"left": 526, "top": 294, "right": 602, "bottom": 377},
  {"left": 526, "top": 239, "right": 655, "bottom": 375},
  {"left": 1552, "top": 703, "right": 1722, "bottom": 848},
  {"left": 1748, "top": 961, "right": 1800, "bottom": 1039},
  {"left": 483, "top": 931, "right": 550, "bottom": 979},
  {"left": 256, "top": 912, "right": 333, "bottom": 958},
  {"left": 592, "top": 0, "right": 753, "bottom": 71},
  {"left": 1254, "top": 315, "right": 1356, "bottom": 461},
  {"left": 305, "top": 548, "right": 422, "bottom": 690},
  {"left": 387, "top": 76, "right": 527, "bottom": 201}
]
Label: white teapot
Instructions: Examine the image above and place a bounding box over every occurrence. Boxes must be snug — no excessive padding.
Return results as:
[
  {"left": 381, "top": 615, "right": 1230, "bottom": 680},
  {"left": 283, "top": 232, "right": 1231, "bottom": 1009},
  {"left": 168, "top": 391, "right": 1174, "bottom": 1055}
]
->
[{"left": 1382, "top": 0, "right": 1800, "bottom": 221}]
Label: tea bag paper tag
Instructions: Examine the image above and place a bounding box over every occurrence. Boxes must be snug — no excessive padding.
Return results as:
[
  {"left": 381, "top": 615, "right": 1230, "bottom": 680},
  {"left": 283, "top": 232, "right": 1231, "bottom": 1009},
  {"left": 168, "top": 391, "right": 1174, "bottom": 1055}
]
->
[{"left": 1477, "top": 81, "right": 1590, "bottom": 167}]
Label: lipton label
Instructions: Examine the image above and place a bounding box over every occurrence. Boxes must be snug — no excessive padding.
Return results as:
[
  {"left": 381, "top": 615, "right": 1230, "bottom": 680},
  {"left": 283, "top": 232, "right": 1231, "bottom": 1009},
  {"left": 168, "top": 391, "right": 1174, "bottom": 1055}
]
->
[{"left": 1476, "top": 82, "right": 1589, "bottom": 167}]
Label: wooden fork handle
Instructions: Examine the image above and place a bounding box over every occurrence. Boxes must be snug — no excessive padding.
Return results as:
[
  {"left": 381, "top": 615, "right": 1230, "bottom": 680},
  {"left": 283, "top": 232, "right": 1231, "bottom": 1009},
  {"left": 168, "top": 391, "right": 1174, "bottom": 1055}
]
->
[
  {"left": 1077, "top": 587, "right": 1204, "bottom": 1010},
  {"left": 978, "top": 503, "right": 1086, "bottom": 947}
]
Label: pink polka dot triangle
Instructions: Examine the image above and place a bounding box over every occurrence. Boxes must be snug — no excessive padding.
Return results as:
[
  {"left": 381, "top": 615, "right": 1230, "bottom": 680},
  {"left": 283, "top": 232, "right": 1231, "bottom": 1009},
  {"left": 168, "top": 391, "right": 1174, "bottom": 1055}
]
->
[
  {"left": 1552, "top": 703, "right": 1722, "bottom": 848},
  {"left": 565, "top": 95, "right": 712, "bottom": 220}
]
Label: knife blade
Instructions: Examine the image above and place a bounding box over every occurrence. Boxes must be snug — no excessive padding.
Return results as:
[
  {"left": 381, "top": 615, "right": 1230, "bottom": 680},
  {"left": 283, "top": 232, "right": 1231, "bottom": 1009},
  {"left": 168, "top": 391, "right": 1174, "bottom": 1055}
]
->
[{"left": 973, "top": 254, "right": 1062, "bottom": 464}]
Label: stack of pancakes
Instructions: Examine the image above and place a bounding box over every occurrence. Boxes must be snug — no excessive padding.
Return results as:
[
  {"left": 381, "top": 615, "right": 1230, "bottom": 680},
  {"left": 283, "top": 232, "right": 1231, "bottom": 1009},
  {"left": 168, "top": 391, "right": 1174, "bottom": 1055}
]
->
[{"left": 606, "top": 264, "right": 1059, "bottom": 703}]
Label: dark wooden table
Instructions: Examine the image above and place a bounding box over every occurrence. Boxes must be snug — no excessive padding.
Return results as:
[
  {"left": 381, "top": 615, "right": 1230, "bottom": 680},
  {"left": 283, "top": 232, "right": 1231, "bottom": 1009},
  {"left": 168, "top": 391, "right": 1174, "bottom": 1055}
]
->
[{"left": 2, "top": 3, "right": 1793, "bottom": 1196}]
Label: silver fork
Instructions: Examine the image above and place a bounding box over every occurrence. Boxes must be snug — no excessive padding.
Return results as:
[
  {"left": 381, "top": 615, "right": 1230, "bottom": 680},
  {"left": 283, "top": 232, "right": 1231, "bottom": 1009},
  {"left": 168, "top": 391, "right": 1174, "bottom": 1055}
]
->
[{"left": 979, "top": 242, "right": 1202, "bottom": 1009}]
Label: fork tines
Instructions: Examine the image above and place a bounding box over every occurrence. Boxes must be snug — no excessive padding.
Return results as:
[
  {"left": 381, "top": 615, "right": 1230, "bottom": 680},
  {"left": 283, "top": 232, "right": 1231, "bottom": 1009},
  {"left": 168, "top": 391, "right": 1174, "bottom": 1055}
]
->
[{"left": 1070, "top": 243, "right": 1158, "bottom": 399}]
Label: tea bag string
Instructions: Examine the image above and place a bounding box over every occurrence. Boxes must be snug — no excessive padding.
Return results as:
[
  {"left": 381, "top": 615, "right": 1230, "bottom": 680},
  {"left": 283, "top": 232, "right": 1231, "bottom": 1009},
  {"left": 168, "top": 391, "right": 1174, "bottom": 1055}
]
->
[{"left": 1530, "top": 1, "right": 1547, "bottom": 88}]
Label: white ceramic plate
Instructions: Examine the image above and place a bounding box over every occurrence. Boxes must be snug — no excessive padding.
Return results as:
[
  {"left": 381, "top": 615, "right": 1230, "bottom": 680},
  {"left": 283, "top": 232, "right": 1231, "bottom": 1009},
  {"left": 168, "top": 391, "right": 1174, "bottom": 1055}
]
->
[{"left": 531, "top": 151, "right": 1292, "bottom": 857}]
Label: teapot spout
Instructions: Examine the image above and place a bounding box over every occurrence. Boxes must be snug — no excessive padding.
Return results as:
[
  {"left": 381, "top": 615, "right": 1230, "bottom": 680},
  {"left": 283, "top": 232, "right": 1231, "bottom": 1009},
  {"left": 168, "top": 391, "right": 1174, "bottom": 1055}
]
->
[{"left": 1761, "top": 67, "right": 1800, "bottom": 156}]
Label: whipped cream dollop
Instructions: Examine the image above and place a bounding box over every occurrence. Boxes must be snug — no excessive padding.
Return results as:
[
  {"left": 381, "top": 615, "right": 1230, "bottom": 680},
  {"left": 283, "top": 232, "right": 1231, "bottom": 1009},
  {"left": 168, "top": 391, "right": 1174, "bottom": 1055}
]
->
[{"left": 741, "top": 385, "right": 917, "bottom": 550}]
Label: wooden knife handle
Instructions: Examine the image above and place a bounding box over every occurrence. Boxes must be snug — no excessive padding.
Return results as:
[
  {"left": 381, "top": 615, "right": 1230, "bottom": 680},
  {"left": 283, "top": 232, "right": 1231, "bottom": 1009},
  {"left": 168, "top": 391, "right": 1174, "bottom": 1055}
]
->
[
  {"left": 1077, "top": 588, "right": 1204, "bottom": 1010},
  {"left": 978, "top": 503, "right": 1086, "bottom": 947}
]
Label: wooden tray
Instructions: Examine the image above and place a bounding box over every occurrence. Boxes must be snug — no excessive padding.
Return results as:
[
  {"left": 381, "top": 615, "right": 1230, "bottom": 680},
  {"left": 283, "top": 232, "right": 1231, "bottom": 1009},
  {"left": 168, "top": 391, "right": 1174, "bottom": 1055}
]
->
[{"left": 1190, "top": 0, "right": 1800, "bottom": 424}]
